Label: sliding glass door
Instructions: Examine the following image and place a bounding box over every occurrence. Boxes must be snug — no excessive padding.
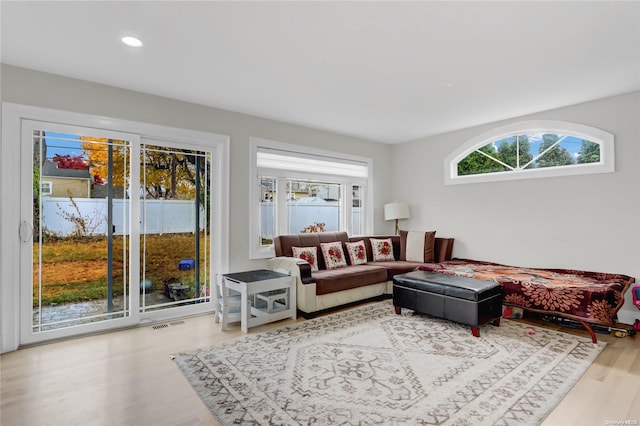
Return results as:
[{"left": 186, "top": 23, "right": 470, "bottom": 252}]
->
[
  {"left": 21, "top": 121, "right": 139, "bottom": 343},
  {"left": 19, "top": 121, "right": 213, "bottom": 344},
  {"left": 139, "top": 142, "right": 211, "bottom": 313}
]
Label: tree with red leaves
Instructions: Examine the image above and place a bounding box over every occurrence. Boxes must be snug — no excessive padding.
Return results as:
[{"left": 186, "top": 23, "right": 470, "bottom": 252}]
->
[{"left": 53, "top": 154, "right": 89, "bottom": 170}]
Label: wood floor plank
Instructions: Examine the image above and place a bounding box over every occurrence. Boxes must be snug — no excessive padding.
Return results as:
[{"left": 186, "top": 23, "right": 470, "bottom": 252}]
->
[
  {"left": 628, "top": 349, "right": 640, "bottom": 376},
  {"left": 626, "top": 385, "right": 640, "bottom": 421}
]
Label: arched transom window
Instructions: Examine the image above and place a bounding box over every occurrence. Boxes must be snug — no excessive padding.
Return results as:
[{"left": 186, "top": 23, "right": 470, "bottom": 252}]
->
[{"left": 444, "top": 120, "right": 614, "bottom": 185}]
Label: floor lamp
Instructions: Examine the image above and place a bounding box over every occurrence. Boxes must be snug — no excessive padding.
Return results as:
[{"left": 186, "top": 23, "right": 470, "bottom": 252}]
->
[{"left": 384, "top": 202, "right": 410, "bottom": 235}]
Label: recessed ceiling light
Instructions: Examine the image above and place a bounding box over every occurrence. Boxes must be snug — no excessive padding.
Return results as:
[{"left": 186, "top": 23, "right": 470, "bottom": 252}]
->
[{"left": 121, "top": 36, "right": 143, "bottom": 47}]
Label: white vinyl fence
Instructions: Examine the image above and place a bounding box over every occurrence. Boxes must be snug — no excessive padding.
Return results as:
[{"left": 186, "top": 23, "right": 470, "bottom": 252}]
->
[
  {"left": 260, "top": 201, "right": 361, "bottom": 237},
  {"left": 42, "top": 197, "right": 204, "bottom": 236}
]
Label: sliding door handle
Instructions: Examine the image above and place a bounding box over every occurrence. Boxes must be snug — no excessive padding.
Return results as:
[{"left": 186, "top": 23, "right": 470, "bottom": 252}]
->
[{"left": 19, "top": 221, "right": 33, "bottom": 243}]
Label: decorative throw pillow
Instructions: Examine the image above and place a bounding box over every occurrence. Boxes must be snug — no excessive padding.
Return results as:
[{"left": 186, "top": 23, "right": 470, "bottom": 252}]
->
[
  {"left": 370, "top": 238, "right": 395, "bottom": 261},
  {"left": 320, "top": 242, "right": 348, "bottom": 270},
  {"left": 292, "top": 246, "right": 319, "bottom": 272},
  {"left": 345, "top": 240, "right": 368, "bottom": 265},
  {"left": 399, "top": 230, "right": 436, "bottom": 263}
]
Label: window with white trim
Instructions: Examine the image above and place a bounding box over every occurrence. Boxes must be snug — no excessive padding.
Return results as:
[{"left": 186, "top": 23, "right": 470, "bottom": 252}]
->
[
  {"left": 41, "top": 181, "right": 52, "bottom": 195},
  {"left": 444, "top": 120, "right": 614, "bottom": 185},
  {"left": 250, "top": 138, "right": 372, "bottom": 258}
]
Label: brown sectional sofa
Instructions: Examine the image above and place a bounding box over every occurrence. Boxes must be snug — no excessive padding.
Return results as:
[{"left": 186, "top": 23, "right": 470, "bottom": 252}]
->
[{"left": 267, "top": 231, "right": 454, "bottom": 317}]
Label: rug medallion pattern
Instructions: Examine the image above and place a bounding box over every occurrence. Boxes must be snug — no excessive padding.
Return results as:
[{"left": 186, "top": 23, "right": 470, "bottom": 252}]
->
[{"left": 173, "top": 301, "right": 604, "bottom": 425}]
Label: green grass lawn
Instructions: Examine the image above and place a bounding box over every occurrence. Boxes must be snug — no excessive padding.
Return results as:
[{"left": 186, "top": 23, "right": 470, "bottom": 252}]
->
[{"left": 34, "top": 233, "right": 210, "bottom": 305}]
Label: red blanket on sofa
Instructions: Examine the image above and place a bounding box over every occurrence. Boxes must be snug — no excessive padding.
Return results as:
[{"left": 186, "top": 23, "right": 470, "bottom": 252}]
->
[{"left": 416, "top": 259, "right": 634, "bottom": 325}]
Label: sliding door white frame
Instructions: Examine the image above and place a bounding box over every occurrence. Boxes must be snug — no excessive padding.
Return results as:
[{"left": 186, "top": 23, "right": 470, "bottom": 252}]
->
[
  {"left": 1, "top": 103, "right": 230, "bottom": 353},
  {"left": 19, "top": 120, "right": 141, "bottom": 344}
]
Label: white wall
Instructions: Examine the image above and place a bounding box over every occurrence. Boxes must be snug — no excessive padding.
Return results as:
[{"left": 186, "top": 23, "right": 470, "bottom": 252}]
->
[
  {"left": 0, "top": 64, "right": 394, "bottom": 272},
  {"left": 391, "top": 91, "right": 640, "bottom": 323}
]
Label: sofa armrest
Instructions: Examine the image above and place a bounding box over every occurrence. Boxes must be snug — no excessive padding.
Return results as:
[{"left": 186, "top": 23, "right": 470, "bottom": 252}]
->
[
  {"left": 268, "top": 256, "right": 318, "bottom": 313},
  {"left": 267, "top": 257, "right": 315, "bottom": 284}
]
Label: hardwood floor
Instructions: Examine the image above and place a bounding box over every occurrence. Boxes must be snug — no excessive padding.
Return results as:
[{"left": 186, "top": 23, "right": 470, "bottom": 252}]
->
[{"left": 1, "top": 304, "right": 639, "bottom": 426}]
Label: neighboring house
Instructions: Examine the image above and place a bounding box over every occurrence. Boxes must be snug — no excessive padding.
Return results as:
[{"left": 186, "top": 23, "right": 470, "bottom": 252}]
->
[{"left": 41, "top": 160, "right": 91, "bottom": 198}]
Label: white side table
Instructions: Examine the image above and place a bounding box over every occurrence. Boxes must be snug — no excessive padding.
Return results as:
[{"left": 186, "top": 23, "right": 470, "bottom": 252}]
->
[{"left": 218, "top": 269, "right": 296, "bottom": 333}]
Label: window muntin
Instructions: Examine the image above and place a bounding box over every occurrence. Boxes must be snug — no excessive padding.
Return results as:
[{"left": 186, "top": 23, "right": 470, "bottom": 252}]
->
[
  {"left": 251, "top": 138, "right": 372, "bottom": 258},
  {"left": 445, "top": 121, "right": 614, "bottom": 185}
]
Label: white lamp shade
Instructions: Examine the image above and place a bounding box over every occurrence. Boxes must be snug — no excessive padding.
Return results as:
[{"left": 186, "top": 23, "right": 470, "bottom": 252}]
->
[{"left": 384, "top": 202, "right": 410, "bottom": 221}]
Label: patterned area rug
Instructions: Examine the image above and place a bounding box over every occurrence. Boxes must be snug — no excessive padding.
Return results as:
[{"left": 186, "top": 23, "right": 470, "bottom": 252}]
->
[{"left": 172, "top": 301, "right": 604, "bottom": 425}]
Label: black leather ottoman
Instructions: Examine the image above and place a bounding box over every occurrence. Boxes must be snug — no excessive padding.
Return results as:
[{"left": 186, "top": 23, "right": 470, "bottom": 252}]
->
[{"left": 393, "top": 270, "right": 503, "bottom": 337}]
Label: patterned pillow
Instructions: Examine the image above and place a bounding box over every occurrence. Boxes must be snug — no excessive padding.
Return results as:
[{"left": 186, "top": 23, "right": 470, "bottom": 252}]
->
[
  {"left": 345, "top": 240, "right": 368, "bottom": 265},
  {"left": 292, "top": 246, "right": 319, "bottom": 272},
  {"left": 370, "top": 238, "right": 395, "bottom": 261},
  {"left": 399, "top": 230, "right": 436, "bottom": 263},
  {"left": 320, "top": 242, "right": 348, "bottom": 270}
]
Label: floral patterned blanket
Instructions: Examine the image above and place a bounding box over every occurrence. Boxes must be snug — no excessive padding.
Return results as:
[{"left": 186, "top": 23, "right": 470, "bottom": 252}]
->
[{"left": 416, "top": 259, "right": 634, "bottom": 325}]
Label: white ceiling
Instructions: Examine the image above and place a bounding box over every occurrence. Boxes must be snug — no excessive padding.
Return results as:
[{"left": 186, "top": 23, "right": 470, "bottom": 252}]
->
[{"left": 2, "top": 1, "right": 639, "bottom": 144}]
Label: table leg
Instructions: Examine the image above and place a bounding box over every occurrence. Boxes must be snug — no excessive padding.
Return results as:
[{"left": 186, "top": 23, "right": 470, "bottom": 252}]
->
[
  {"left": 241, "top": 289, "right": 249, "bottom": 333},
  {"left": 290, "top": 278, "right": 297, "bottom": 320},
  {"left": 220, "top": 278, "right": 228, "bottom": 331}
]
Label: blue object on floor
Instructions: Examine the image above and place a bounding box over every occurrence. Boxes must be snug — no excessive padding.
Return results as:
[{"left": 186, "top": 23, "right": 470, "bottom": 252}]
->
[
  {"left": 179, "top": 259, "right": 195, "bottom": 270},
  {"left": 140, "top": 279, "right": 152, "bottom": 291}
]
